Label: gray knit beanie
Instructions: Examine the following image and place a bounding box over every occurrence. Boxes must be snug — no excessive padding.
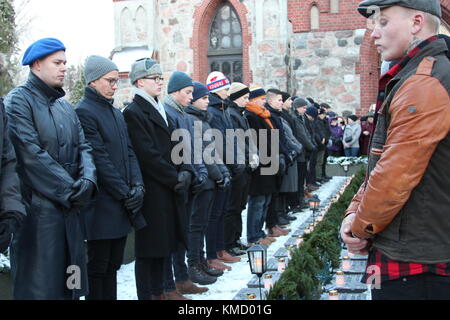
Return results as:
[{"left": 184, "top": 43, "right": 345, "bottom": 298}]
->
[
  {"left": 84, "top": 55, "right": 118, "bottom": 85},
  {"left": 168, "top": 71, "right": 193, "bottom": 94}
]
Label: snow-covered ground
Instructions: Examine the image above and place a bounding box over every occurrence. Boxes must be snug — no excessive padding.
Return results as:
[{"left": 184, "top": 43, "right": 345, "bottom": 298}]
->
[{"left": 117, "top": 177, "right": 349, "bottom": 300}]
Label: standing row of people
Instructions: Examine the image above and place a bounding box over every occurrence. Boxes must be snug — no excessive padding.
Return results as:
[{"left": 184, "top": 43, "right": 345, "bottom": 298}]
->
[{"left": 1, "top": 37, "right": 335, "bottom": 300}]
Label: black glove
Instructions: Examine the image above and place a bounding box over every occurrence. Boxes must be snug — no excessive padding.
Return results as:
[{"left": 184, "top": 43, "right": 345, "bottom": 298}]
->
[
  {"left": 174, "top": 171, "right": 192, "bottom": 194},
  {"left": 192, "top": 174, "right": 209, "bottom": 195},
  {"left": 231, "top": 164, "right": 246, "bottom": 177},
  {"left": 278, "top": 155, "right": 287, "bottom": 176},
  {"left": 0, "top": 213, "right": 22, "bottom": 253},
  {"left": 125, "top": 186, "right": 145, "bottom": 212},
  {"left": 70, "top": 178, "right": 95, "bottom": 208},
  {"left": 217, "top": 176, "right": 231, "bottom": 191}
]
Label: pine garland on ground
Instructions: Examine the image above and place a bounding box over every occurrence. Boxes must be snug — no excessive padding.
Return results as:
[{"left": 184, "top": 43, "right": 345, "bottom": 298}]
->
[{"left": 267, "top": 170, "right": 366, "bottom": 300}]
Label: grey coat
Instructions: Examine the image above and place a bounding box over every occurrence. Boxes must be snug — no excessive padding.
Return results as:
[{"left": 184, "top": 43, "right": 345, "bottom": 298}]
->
[
  {"left": 4, "top": 72, "right": 97, "bottom": 300},
  {"left": 280, "top": 117, "right": 302, "bottom": 193},
  {"left": 343, "top": 122, "right": 362, "bottom": 149}
]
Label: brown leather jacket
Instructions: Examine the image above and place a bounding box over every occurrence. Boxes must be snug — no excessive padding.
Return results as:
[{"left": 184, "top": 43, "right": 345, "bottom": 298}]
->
[{"left": 345, "top": 39, "right": 450, "bottom": 263}]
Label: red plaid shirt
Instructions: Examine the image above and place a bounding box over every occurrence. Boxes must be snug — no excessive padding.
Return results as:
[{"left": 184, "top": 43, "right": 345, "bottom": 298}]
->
[{"left": 361, "top": 248, "right": 450, "bottom": 284}]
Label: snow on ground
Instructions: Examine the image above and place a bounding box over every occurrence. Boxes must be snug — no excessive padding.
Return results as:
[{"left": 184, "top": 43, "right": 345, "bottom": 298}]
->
[{"left": 117, "top": 177, "right": 349, "bottom": 300}]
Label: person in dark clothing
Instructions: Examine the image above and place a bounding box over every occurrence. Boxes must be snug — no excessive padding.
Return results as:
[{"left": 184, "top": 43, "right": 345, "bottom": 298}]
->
[
  {"left": 316, "top": 108, "right": 332, "bottom": 182},
  {"left": 264, "top": 89, "right": 298, "bottom": 240},
  {"left": 224, "top": 82, "right": 254, "bottom": 256},
  {"left": 328, "top": 116, "right": 344, "bottom": 157},
  {"left": 360, "top": 112, "right": 375, "bottom": 155},
  {"left": 205, "top": 72, "right": 243, "bottom": 269},
  {"left": 5, "top": 38, "right": 97, "bottom": 300},
  {"left": 0, "top": 98, "right": 26, "bottom": 255},
  {"left": 75, "top": 55, "right": 146, "bottom": 300},
  {"left": 185, "top": 81, "right": 231, "bottom": 285},
  {"left": 304, "top": 106, "right": 321, "bottom": 191},
  {"left": 163, "top": 71, "right": 209, "bottom": 299},
  {"left": 123, "top": 58, "right": 187, "bottom": 300},
  {"left": 244, "top": 87, "right": 278, "bottom": 247}
]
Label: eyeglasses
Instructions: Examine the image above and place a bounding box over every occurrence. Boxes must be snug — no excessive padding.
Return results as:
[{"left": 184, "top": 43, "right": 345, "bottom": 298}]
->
[
  {"left": 102, "top": 78, "right": 119, "bottom": 87},
  {"left": 143, "top": 76, "right": 164, "bottom": 83}
]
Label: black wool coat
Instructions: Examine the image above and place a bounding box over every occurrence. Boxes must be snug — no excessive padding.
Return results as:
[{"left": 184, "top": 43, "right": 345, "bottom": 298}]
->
[
  {"left": 244, "top": 110, "right": 277, "bottom": 196},
  {"left": 123, "top": 94, "right": 187, "bottom": 258},
  {"left": 76, "top": 86, "right": 145, "bottom": 241}
]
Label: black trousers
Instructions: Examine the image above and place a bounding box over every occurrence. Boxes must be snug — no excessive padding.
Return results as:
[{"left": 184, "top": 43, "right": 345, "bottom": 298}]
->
[
  {"left": 306, "top": 150, "right": 318, "bottom": 185},
  {"left": 224, "top": 172, "right": 250, "bottom": 249},
  {"left": 86, "top": 237, "right": 127, "bottom": 300},
  {"left": 266, "top": 192, "right": 282, "bottom": 230},
  {"left": 371, "top": 274, "right": 450, "bottom": 300},
  {"left": 187, "top": 189, "right": 215, "bottom": 265},
  {"left": 288, "top": 161, "right": 307, "bottom": 206},
  {"left": 135, "top": 257, "right": 166, "bottom": 299}
]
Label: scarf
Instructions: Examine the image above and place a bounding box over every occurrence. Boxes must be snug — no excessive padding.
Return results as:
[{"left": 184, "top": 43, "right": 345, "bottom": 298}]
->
[
  {"left": 134, "top": 88, "right": 168, "bottom": 125},
  {"left": 163, "top": 94, "right": 184, "bottom": 114},
  {"left": 245, "top": 102, "right": 274, "bottom": 129}
]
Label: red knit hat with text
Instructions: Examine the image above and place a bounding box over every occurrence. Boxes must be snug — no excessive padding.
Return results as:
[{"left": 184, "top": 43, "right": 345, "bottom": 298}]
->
[{"left": 206, "top": 71, "right": 231, "bottom": 93}]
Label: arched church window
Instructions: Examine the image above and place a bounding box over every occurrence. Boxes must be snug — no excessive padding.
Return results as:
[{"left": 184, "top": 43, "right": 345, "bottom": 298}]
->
[
  {"left": 208, "top": 3, "right": 243, "bottom": 83},
  {"left": 310, "top": 5, "right": 320, "bottom": 30}
]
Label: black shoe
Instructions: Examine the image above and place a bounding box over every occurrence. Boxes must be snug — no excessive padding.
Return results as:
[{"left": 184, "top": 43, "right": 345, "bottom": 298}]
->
[
  {"left": 284, "top": 214, "right": 297, "bottom": 221},
  {"left": 200, "top": 260, "right": 224, "bottom": 277},
  {"left": 236, "top": 241, "right": 251, "bottom": 251},
  {"left": 311, "top": 182, "right": 321, "bottom": 188},
  {"left": 227, "top": 247, "right": 247, "bottom": 256},
  {"left": 188, "top": 264, "right": 217, "bottom": 285},
  {"left": 278, "top": 216, "right": 290, "bottom": 226}
]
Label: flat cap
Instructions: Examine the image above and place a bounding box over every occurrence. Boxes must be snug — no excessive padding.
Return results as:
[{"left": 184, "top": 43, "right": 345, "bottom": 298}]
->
[
  {"left": 357, "top": 0, "right": 442, "bottom": 18},
  {"left": 22, "top": 38, "right": 66, "bottom": 66}
]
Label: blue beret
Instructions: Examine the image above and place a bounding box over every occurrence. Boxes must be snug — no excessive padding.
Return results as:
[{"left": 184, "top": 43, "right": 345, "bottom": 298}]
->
[{"left": 22, "top": 38, "right": 66, "bottom": 66}]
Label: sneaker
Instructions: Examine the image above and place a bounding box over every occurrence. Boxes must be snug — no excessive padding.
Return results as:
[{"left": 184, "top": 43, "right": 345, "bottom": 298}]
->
[
  {"left": 217, "top": 250, "right": 241, "bottom": 263},
  {"left": 175, "top": 280, "right": 209, "bottom": 294},
  {"left": 188, "top": 264, "right": 217, "bottom": 285}
]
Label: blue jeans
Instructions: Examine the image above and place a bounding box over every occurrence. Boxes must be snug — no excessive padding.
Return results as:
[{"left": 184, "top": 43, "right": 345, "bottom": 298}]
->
[
  {"left": 206, "top": 189, "right": 230, "bottom": 260},
  {"left": 344, "top": 147, "right": 359, "bottom": 157},
  {"left": 247, "top": 194, "right": 273, "bottom": 244}
]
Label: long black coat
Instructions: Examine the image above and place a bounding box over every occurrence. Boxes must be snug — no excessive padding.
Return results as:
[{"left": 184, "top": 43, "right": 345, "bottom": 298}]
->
[
  {"left": 76, "top": 87, "right": 145, "bottom": 240},
  {"left": 244, "top": 109, "right": 277, "bottom": 196},
  {"left": 123, "top": 94, "right": 187, "bottom": 258},
  {"left": 4, "top": 72, "right": 97, "bottom": 300},
  {"left": 0, "top": 98, "right": 26, "bottom": 226}
]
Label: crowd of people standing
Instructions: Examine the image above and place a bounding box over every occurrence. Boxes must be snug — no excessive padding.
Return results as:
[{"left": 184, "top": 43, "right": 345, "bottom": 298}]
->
[{"left": 0, "top": 36, "right": 375, "bottom": 301}]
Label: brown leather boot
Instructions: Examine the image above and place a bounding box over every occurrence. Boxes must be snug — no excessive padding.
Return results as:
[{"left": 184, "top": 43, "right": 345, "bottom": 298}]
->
[
  {"left": 163, "top": 290, "right": 191, "bottom": 300},
  {"left": 151, "top": 294, "right": 166, "bottom": 300},
  {"left": 258, "top": 238, "right": 272, "bottom": 246},
  {"left": 268, "top": 227, "right": 284, "bottom": 237},
  {"left": 176, "top": 280, "right": 209, "bottom": 294},
  {"left": 276, "top": 225, "right": 291, "bottom": 235},
  {"left": 208, "top": 259, "right": 232, "bottom": 271},
  {"left": 217, "top": 250, "right": 241, "bottom": 263}
]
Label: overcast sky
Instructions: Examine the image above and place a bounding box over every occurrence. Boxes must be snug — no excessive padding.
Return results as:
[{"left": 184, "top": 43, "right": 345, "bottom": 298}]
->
[{"left": 15, "top": 0, "right": 115, "bottom": 67}]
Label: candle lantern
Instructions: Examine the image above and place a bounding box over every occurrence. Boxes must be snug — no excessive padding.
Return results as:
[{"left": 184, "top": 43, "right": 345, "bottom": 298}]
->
[
  {"left": 328, "top": 290, "right": 339, "bottom": 300},
  {"left": 247, "top": 244, "right": 267, "bottom": 300},
  {"left": 277, "top": 258, "right": 286, "bottom": 272},
  {"left": 308, "top": 196, "right": 321, "bottom": 220},
  {"left": 342, "top": 256, "right": 351, "bottom": 270},
  {"left": 263, "top": 274, "right": 273, "bottom": 290},
  {"left": 336, "top": 271, "right": 345, "bottom": 285}
]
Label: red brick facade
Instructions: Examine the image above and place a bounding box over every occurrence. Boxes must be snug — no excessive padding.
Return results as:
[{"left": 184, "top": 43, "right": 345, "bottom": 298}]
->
[{"left": 190, "top": 0, "right": 252, "bottom": 84}]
